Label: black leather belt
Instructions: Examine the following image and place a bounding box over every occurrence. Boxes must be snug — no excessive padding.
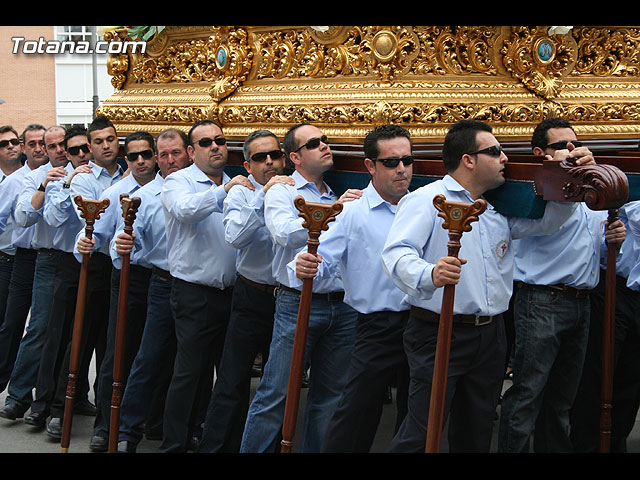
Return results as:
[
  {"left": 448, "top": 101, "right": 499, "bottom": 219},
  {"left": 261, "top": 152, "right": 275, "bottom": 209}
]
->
[
  {"left": 0, "top": 251, "right": 14, "bottom": 259},
  {"left": 240, "top": 275, "right": 277, "bottom": 297},
  {"left": 516, "top": 281, "right": 589, "bottom": 299},
  {"left": 278, "top": 284, "right": 345, "bottom": 302},
  {"left": 410, "top": 306, "right": 493, "bottom": 326},
  {"left": 152, "top": 266, "right": 173, "bottom": 280}
]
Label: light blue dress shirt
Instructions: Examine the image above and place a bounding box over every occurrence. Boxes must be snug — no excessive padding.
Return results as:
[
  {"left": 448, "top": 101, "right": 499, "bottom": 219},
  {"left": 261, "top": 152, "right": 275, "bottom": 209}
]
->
[
  {"left": 381, "top": 175, "right": 577, "bottom": 316},
  {"left": 42, "top": 163, "right": 86, "bottom": 253},
  {"left": 109, "top": 172, "right": 166, "bottom": 271},
  {"left": 73, "top": 173, "right": 143, "bottom": 262},
  {"left": 265, "top": 169, "right": 343, "bottom": 293},
  {"left": 161, "top": 163, "right": 236, "bottom": 289},
  {"left": 513, "top": 203, "right": 608, "bottom": 290},
  {"left": 0, "top": 164, "right": 37, "bottom": 252},
  {"left": 223, "top": 174, "right": 277, "bottom": 286},
  {"left": 620, "top": 201, "right": 640, "bottom": 291},
  {"left": 15, "top": 162, "right": 65, "bottom": 251},
  {"left": 0, "top": 167, "right": 23, "bottom": 255},
  {"left": 69, "top": 160, "right": 123, "bottom": 222},
  {"left": 286, "top": 181, "right": 406, "bottom": 314}
]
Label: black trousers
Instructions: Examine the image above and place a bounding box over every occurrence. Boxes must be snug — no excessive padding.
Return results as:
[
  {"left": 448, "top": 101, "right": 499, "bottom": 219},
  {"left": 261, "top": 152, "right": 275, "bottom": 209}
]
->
[
  {"left": 388, "top": 311, "right": 506, "bottom": 453},
  {"left": 50, "top": 252, "right": 112, "bottom": 418},
  {"left": 321, "top": 310, "right": 410, "bottom": 453},
  {"left": 92, "top": 264, "right": 151, "bottom": 438},
  {"left": 158, "top": 277, "right": 232, "bottom": 453},
  {"left": 570, "top": 271, "right": 640, "bottom": 452},
  {"left": 0, "top": 248, "right": 35, "bottom": 391},
  {"left": 198, "top": 275, "right": 275, "bottom": 453}
]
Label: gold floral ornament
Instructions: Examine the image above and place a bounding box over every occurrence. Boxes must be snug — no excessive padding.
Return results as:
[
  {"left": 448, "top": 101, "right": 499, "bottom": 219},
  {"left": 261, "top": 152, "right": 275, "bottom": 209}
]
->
[{"left": 498, "top": 26, "right": 578, "bottom": 100}]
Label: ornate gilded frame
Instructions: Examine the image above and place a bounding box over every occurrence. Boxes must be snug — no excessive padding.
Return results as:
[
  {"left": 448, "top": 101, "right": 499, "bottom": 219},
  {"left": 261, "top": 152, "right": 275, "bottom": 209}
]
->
[{"left": 98, "top": 26, "right": 640, "bottom": 144}]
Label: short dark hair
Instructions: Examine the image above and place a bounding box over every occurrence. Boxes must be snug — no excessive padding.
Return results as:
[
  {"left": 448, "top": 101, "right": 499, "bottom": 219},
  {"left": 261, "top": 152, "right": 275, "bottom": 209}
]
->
[
  {"left": 188, "top": 119, "right": 223, "bottom": 145},
  {"left": 156, "top": 128, "right": 189, "bottom": 152},
  {"left": 124, "top": 131, "right": 155, "bottom": 153},
  {"left": 20, "top": 123, "right": 45, "bottom": 141},
  {"left": 88, "top": 115, "right": 117, "bottom": 141},
  {"left": 442, "top": 119, "right": 493, "bottom": 173},
  {"left": 64, "top": 125, "right": 88, "bottom": 148},
  {"left": 363, "top": 124, "right": 411, "bottom": 160},
  {"left": 282, "top": 122, "right": 312, "bottom": 157},
  {"left": 0, "top": 125, "right": 20, "bottom": 139},
  {"left": 531, "top": 117, "right": 575, "bottom": 152},
  {"left": 243, "top": 129, "right": 279, "bottom": 161}
]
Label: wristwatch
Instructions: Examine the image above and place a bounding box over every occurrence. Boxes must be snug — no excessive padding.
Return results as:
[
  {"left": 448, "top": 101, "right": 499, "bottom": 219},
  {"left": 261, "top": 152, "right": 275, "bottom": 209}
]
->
[
  {"left": 62, "top": 182, "right": 70, "bottom": 189},
  {"left": 37, "top": 183, "right": 45, "bottom": 192}
]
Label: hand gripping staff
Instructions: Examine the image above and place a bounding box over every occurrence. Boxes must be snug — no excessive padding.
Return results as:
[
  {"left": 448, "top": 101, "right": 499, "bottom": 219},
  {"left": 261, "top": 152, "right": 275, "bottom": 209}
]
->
[
  {"left": 60, "top": 196, "right": 110, "bottom": 453},
  {"left": 280, "top": 195, "right": 343, "bottom": 453},
  {"left": 108, "top": 194, "right": 142, "bottom": 453},
  {"left": 425, "top": 194, "right": 487, "bottom": 453}
]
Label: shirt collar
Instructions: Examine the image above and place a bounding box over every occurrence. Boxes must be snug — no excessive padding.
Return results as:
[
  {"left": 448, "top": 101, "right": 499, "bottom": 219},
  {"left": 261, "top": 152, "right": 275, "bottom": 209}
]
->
[
  {"left": 291, "top": 169, "right": 335, "bottom": 197},
  {"left": 191, "top": 163, "right": 231, "bottom": 186},
  {"left": 88, "top": 160, "right": 123, "bottom": 180}
]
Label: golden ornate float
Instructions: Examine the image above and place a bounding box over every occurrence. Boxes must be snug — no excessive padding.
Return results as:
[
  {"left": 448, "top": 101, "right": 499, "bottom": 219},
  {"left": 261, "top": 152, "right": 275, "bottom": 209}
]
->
[{"left": 98, "top": 25, "right": 640, "bottom": 150}]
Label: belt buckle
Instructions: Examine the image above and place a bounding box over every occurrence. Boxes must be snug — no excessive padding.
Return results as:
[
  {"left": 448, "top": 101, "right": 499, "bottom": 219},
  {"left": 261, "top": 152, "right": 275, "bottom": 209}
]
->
[{"left": 475, "top": 315, "right": 492, "bottom": 326}]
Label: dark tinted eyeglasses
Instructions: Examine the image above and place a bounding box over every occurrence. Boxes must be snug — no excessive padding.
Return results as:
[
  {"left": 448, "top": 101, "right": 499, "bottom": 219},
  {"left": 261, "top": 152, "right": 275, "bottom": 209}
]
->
[
  {"left": 251, "top": 150, "right": 284, "bottom": 162},
  {"left": 543, "top": 140, "right": 583, "bottom": 150},
  {"left": 372, "top": 155, "right": 414, "bottom": 168},
  {"left": 126, "top": 149, "right": 154, "bottom": 162},
  {"left": 293, "top": 135, "right": 328, "bottom": 153},
  {"left": 196, "top": 136, "right": 227, "bottom": 148},
  {"left": 67, "top": 144, "right": 90, "bottom": 156},
  {"left": 467, "top": 145, "right": 504, "bottom": 157},
  {"left": 0, "top": 138, "right": 20, "bottom": 149}
]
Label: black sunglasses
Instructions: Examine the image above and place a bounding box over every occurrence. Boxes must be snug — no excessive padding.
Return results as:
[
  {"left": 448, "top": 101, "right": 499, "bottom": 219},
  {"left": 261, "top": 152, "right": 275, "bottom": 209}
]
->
[
  {"left": 251, "top": 150, "right": 284, "bottom": 162},
  {"left": 67, "top": 144, "right": 90, "bottom": 156},
  {"left": 467, "top": 145, "right": 505, "bottom": 157},
  {"left": 126, "top": 149, "right": 154, "bottom": 162},
  {"left": 543, "top": 140, "right": 583, "bottom": 150},
  {"left": 196, "top": 136, "right": 227, "bottom": 148},
  {"left": 373, "top": 155, "right": 414, "bottom": 168},
  {"left": 293, "top": 135, "right": 328, "bottom": 153},
  {"left": 0, "top": 138, "right": 20, "bottom": 149}
]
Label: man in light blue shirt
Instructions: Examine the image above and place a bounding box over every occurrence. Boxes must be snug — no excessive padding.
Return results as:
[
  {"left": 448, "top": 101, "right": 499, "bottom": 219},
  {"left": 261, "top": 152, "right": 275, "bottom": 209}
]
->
[
  {"left": 240, "top": 123, "right": 361, "bottom": 453},
  {"left": 381, "top": 119, "right": 586, "bottom": 452},
  {"left": 160, "top": 119, "right": 251, "bottom": 453},
  {"left": 0, "top": 125, "right": 69, "bottom": 422},
  {"left": 198, "top": 129, "right": 293, "bottom": 453},
  {"left": 25, "top": 126, "right": 95, "bottom": 430},
  {"left": 571, "top": 200, "right": 640, "bottom": 452},
  {"left": 110, "top": 128, "right": 192, "bottom": 453},
  {"left": 291, "top": 124, "right": 413, "bottom": 453},
  {"left": 0, "top": 125, "right": 27, "bottom": 336},
  {"left": 0, "top": 124, "right": 48, "bottom": 420},
  {"left": 73, "top": 131, "right": 158, "bottom": 451},
  {"left": 498, "top": 118, "right": 626, "bottom": 453},
  {"left": 44, "top": 116, "right": 125, "bottom": 446}
]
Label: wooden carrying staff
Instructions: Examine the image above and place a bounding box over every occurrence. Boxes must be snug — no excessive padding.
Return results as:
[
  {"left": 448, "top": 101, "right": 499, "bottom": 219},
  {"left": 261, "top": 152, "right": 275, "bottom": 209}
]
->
[
  {"left": 60, "top": 196, "right": 110, "bottom": 453},
  {"left": 425, "top": 194, "right": 487, "bottom": 453},
  {"left": 280, "top": 195, "right": 343, "bottom": 454},
  {"left": 600, "top": 208, "right": 619, "bottom": 453},
  {"left": 108, "top": 193, "right": 142, "bottom": 453}
]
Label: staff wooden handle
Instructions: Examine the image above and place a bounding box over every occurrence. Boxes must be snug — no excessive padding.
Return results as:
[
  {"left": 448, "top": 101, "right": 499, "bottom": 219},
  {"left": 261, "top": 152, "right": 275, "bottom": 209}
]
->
[
  {"left": 425, "top": 194, "right": 486, "bottom": 453},
  {"left": 280, "top": 195, "right": 343, "bottom": 453},
  {"left": 61, "top": 195, "right": 110, "bottom": 453},
  {"left": 108, "top": 193, "right": 142, "bottom": 453},
  {"left": 599, "top": 208, "right": 619, "bottom": 453}
]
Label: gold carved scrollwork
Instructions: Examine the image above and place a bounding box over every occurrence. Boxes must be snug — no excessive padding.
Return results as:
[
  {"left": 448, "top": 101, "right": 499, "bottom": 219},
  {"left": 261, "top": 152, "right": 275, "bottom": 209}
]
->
[
  {"left": 99, "top": 26, "right": 640, "bottom": 141},
  {"left": 497, "top": 26, "right": 577, "bottom": 100}
]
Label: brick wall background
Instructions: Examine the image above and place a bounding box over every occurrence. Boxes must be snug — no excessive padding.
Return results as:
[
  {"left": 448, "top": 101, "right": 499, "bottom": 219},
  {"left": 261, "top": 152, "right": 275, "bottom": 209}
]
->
[{"left": 0, "top": 26, "right": 57, "bottom": 135}]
